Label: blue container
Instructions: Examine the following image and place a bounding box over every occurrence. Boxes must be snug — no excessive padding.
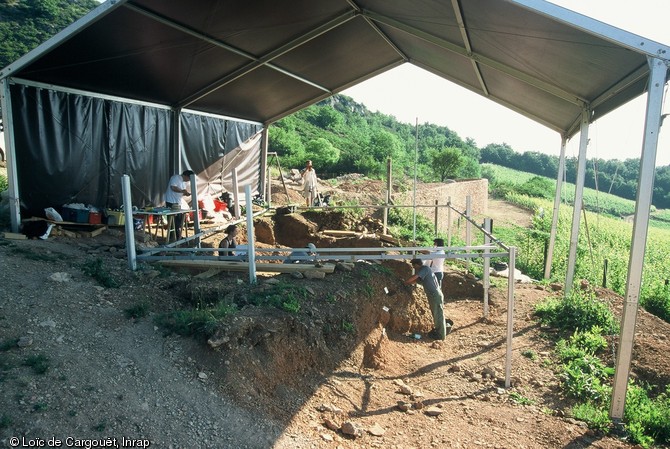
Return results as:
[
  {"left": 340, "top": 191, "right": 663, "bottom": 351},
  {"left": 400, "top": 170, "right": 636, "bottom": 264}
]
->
[{"left": 62, "top": 207, "right": 90, "bottom": 223}]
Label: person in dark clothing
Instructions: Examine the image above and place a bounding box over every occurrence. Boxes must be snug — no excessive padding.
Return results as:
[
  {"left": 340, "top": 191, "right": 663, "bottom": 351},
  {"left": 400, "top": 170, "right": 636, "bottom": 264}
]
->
[
  {"left": 404, "top": 258, "right": 451, "bottom": 339},
  {"left": 218, "top": 224, "right": 239, "bottom": 259}
]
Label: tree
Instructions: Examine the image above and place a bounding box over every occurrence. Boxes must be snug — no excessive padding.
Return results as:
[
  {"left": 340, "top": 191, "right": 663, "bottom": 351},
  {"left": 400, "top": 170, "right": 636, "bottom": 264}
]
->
[
  {"left": 430, "top": 147, "right": 464, "bottom": 182},
  {"left": 481, "top": 143, "right": 516, "bottom": 166},
  {"left": 304, "top": 137, "right": 340, "bottom": 173},
  {"left": 268, "top": 125, "right": 305, "bottom": 169},
  {"left": 0, "top": 0, "right": 100, "bottom": 69}
]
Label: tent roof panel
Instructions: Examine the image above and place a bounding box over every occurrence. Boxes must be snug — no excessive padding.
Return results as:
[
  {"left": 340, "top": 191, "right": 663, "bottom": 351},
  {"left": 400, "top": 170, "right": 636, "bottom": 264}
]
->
[
  {"left": 2, "top": 0, "right": 668, "bottom": 134},
  {"left": 187, "top": 66, "right": 326, "bottom": 120},
  {"left": 273, "top": 18, "right": 404, "bottom": 90}
]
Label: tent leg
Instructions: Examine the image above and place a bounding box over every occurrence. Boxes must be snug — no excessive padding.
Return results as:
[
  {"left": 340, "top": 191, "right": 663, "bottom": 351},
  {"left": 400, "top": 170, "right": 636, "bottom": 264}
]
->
[
  {"left": 0, "top": 78, "right": 22, "bottom": 233},
  {"left": 544, "top": 136, "right": 567, "bottom": 280},
  {"left": 565, "top": 108, "right": 590, "bottom": 295},
  {"left": 610, "top": 57, "right": 667, "bottom": 420}
]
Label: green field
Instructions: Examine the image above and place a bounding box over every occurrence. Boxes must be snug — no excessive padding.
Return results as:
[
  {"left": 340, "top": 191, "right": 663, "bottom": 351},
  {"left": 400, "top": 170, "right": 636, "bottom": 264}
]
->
[
  {"left": 482, "top": 163, "right": 645, "bottom": 219},
  {"left": 481, "top": 165, "right": 670, "bottom": 322}
]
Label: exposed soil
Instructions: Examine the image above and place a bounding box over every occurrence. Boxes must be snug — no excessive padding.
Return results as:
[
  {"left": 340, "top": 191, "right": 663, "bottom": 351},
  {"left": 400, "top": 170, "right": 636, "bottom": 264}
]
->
[{"left": 1, "top": 175, "right": 669, "bottom": 449}]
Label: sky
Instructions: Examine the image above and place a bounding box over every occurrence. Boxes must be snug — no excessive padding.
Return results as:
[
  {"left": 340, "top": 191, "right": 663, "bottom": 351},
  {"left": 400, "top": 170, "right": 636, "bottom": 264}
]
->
[{"left": 341, "top": 1, "right": 670, "bottom": 166}]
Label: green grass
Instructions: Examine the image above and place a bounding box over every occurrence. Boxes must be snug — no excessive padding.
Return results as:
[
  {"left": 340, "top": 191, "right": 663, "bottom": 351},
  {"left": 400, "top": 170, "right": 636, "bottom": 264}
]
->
[
  {"left": 491, "top": 187, "right": 670, "bottom": 324},
  {"left": 81, "top": 258, "right": 120, "bottom": 288},
  {"left": 509, "top": 391, "right": 534, "bottom": 405},
  {"left": 247, "top": 282, "right": 307, "bottom": 313},
  {"left": 0, "top": 338, "right": 19, "bottom": 352},
  {"left": 9, "top": 247, "right": 62, "bottom": 262},
  {"left": 387, "top": 206, "right": 436, "bottom": 245},
  {"left": 535, "top": 291, "right": 619, "bottom": 334},
  {"left": 124, "top": 302, "right": 150, "bottom": 319},
  {"left": 23, "top": 354, "right": 50, "bottom": 375},
  {"left": 154, "top": 302, "right": 236, "bottom": 338},
  {"left": 521, "top": 349, "right": 537, "bottom": 361},
  {"left": 0, "top": 414, "right": 12, "bottom": 428},
  {"left": 534, "top": 290, "right": 670, "bottom": 447}
]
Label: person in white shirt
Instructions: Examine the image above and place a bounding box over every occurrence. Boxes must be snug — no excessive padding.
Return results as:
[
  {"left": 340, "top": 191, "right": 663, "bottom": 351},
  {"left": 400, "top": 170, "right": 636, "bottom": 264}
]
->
[
  {"left": 165, "top": 170, "right": 194, "bottom": 240},
  {"left": 301, "top": 160, "right": 318, "bottom": 207},
  {"left": 428, "top": 238, "right": 445, "bottom": 288}
]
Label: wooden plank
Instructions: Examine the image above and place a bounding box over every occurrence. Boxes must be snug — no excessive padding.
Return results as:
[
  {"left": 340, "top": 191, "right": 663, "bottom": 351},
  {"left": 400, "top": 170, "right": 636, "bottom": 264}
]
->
[
  {"left": 322, "top": 230, "right": 357, "bottom": 236},
  {"left": 195, "top": 268, "right": 223, "bottom": 279},
  {"left": 380, "top": 234, "right": 398, "bottom": 245},
  {"left": 4, "top": 232, "right": 27, "bottom": 240},
  {"left": 157, "top": 260, "right": 336, "bottom": 274},
  {"left": 78, "top": 226, "right": 107, "bottom": 238},
  {"left": 56, "top": 227, "right": 78, "bottom": 238}
]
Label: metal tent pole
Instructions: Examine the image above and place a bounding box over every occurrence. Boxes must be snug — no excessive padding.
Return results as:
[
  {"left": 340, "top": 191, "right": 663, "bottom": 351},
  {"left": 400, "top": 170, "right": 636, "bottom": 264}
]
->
[
  {"left": 245, "top": 185, "right": 257, "bottom": 284},
  {"left": 122, "top": 174, "right": 137, "bottom": 271},
  {"left": 259, "top": 128, "right": 269, "bottom": 201},
  {"left": 610, "top": 57, "right": 667, "bottom": 420},
  {"left": 565, "top": 108, "right": 590, "bottom": 295},
  {"left": 0, "top": 78, "right": 21, "bottom": 233},
  {"left": 504, "top": 246, "right": 516, "bottom": 388},
  {"left": 383, "top": 158, "right": 392, "bottom": 234},
  {"left": 412, "top": 118, "right": 418, "bottom": 245},
  {"left": 483, "top": 218, "right": 492, "bottom": 318},
  {"left": 232, "top": 168, "right": 241, "bottom": 219},
  {"left": 544, "top": 136, "right": 567, "bottom": 280}
]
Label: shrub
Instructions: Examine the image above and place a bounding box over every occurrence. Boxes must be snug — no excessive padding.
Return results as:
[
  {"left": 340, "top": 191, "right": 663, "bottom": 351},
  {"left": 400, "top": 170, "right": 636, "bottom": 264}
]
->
[
  {"left": 124, "top": 302, "right": 150, "bottom": 319},
  {"left": 387, "top": 206, "right": 435, "bottom": 245},
  {"left": 248, "top": 282, "right": 306, "bottom": 313},
  {"left": 81, "top": 258, "right": 120, "bottom": 288},
  {"left": 572, "top": 402, "right": 611, "bottom": 432},
  {"left": 642, "top": 286, "right": 670, "bottom": 323},
  {"left": 624, "top": 383, "right": 670, "bottom": 447},
  {"left": 534, "top": 291, "right": 619, "bottom": 335},
  {"left": 556, "top": 330, "right": 613, "bottom": 403},
  {"left": 517, "top": 176, "right": 554, "bottom": 199},
  {"left": 23, "top": 354, "right": 50, "bottom": 374},
  {"left": 154, "top": 302, "right": 236, "bottom": 338}
]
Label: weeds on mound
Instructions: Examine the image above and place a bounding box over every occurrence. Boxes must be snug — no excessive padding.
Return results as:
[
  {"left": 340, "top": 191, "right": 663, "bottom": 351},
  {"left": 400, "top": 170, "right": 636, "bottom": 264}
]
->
[
  {"left": 535, "top": 290, "right": 670, "bottom": 447},
  {"left": 81, "top": 258, "right": 120, "bottom": 288},
  {"left": 154, "top": 302, "right": 237, "bottom": 338}
]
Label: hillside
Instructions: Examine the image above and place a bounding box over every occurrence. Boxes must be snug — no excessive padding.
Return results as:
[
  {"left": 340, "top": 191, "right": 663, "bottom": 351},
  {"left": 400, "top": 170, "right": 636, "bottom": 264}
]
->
[{"left": 1, "top": 178, "right": 669, "bottom": 449}]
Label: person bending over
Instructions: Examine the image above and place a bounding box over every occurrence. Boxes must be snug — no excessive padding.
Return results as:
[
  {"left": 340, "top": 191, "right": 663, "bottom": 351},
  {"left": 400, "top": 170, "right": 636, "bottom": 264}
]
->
[{"left": 404, "top": 258, "right": 451, "bottom": 340}]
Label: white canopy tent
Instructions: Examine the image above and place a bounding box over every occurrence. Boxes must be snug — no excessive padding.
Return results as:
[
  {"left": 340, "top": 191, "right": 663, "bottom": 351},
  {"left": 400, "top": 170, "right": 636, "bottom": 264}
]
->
[{"left": 1, "top": 0, "right": 669, "bottom": 419}]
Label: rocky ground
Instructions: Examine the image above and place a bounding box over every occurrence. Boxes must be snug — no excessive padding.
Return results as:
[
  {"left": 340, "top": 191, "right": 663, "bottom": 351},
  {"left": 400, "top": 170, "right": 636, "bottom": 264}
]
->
[{"left": 0, "top": 173, "right": 669, "bottom": 449}]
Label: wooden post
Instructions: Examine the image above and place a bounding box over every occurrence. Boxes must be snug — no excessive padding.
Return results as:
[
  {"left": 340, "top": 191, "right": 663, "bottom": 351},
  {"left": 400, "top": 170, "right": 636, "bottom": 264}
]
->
[
  {"left": 434, "top": 199, "right": 439, "bottom": 236},
  {"left": 465, "top": 195, "right": 472, "bottom": 271}
]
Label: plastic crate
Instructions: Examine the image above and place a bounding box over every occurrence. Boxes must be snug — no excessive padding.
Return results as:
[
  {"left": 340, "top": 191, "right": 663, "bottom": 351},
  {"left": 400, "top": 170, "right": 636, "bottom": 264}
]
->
[
  {"left": 105, "top": 210, "right": 125, "bottom": 226},
  {"left": 89, "top": 211, "right": 102, "bottom": 224},
  {"left": 62, "top": 207, "right": 90, "bottom": 223}
]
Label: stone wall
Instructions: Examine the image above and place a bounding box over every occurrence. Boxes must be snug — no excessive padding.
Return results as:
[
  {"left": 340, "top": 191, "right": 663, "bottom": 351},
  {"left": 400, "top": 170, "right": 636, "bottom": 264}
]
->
[{"left": 396, "top": 179, "right": 488, "bottom": 232}]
